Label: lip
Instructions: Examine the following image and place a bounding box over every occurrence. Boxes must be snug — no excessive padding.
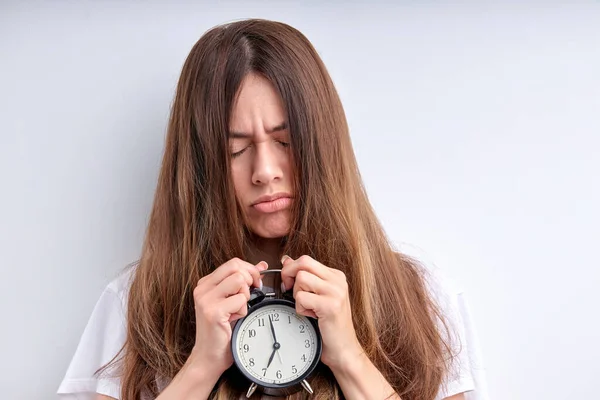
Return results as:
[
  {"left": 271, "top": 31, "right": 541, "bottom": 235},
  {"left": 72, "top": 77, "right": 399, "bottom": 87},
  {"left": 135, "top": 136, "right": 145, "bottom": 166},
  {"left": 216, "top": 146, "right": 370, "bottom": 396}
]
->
[
  {"left": 252, "top": 192, "right": 292, "bottom": 206},
  {"left": 251, "top": 193, "right": 293, "bottom": 213}
]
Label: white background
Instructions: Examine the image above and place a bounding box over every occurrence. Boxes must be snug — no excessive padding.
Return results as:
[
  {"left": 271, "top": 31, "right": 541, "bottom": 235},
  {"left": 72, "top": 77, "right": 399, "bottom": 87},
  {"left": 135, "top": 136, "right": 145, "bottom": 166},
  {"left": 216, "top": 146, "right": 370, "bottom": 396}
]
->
[{"left": 1, "top": 1, "right": 598, "bottom": 399}]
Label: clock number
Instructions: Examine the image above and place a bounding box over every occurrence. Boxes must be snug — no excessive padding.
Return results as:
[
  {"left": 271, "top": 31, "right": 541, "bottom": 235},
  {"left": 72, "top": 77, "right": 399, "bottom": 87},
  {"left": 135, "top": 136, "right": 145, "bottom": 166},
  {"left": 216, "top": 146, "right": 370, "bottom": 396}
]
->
[
  {"left": 262, "top": 368, "right": 267, "bottom": 376},
  {"left": 272, "top": 313, "right": 279, "bottom": 322},
  {"left": 301, "top": 354, "right": 307, "bottom": 362},
  {"left": 292, "top": 365, "right": 297, "bottom": 374},
  {"left": 249, "top": 329, "right": 256, "bottom": 338},
  {"left": 249, "top": 358, "right": 255, "bottom": 367},
  {"left": 258, "top": 318, "right": 265, "bottom": 327},
  {"left": 276, "top": 370, "right": 282, "bottom": 379},
  {"left": 243, "top": 344, "right": 249, "bottom": 353},
  {"left": 304, "top": 339, "right": 310, "bottom": 348},
  {"left": 299, "top": 325, "right": 305, "bottom": 333}
]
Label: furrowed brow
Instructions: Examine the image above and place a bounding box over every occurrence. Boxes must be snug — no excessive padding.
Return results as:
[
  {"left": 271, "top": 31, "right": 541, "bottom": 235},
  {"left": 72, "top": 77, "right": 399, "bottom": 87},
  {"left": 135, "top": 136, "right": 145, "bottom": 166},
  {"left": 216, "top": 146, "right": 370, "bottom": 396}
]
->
[{"left": 228, "top": 122, "right": 287, "bottom": 138}]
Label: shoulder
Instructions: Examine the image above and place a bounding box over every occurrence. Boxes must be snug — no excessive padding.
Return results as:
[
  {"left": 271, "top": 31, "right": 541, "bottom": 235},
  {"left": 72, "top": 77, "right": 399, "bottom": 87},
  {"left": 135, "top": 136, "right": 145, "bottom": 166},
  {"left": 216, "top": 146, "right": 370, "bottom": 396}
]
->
[
  {"left": 57, "top": 265, "right": 137, "bottom": 399},
  {"left": 88, "top": 265, "right": 136, "bottom": 326},
  {"left": 419, "top": 264, "right": 490, "bottom": 400},
  {"left": 105, "top": 264, "right": 136, "bottom": 308},
  {"left": 422, "top": 264, "right": 465, "bottom": 322}
]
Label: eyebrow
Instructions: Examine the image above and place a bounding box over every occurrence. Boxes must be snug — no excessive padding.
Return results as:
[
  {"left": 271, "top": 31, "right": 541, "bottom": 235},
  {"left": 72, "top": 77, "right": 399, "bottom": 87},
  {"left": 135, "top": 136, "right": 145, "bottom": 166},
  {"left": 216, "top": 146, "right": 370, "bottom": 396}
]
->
[{"left": 228, "top": 122, "right": 288, "bottom": 138}]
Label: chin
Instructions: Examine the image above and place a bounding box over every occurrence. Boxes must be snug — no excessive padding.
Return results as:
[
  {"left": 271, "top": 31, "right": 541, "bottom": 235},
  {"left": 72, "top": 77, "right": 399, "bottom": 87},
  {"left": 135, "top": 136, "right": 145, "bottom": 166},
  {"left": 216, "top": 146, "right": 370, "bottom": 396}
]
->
[
  {"left": 250, "top": 225, "right": 290, "bottom": 239},
  {"left": 248, "top": 215, "right": 291, "bottom": 239}
]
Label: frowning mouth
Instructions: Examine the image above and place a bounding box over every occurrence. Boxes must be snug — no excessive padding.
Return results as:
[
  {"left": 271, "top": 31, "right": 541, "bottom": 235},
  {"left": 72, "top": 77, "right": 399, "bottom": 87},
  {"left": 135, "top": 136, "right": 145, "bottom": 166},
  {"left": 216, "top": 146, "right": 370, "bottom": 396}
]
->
[{"left": 251, "top": 193, "right": 293, "bottom": 213}]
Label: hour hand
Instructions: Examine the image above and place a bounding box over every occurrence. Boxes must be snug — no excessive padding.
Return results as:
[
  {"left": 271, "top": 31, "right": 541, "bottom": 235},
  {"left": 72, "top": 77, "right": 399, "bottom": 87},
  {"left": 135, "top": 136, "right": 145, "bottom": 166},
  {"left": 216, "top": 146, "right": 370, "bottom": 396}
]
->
[{"left": 266, "top": 348, "right": 276, "bottom": 369}]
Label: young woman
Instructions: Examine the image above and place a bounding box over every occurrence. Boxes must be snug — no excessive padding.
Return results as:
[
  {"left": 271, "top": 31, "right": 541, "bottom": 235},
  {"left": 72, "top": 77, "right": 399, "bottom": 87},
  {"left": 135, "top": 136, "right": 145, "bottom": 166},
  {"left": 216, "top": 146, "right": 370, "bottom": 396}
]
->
[{"left": 58, "top": 19, "right": 487, "bottom": 400}]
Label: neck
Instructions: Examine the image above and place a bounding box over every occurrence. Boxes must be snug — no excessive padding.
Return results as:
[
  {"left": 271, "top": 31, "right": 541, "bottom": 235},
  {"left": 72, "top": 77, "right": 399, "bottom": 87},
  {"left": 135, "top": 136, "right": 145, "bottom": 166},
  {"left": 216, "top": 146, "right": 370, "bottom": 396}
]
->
[{"left": 246, "top": 236, "right": 285, "bottom": 269}]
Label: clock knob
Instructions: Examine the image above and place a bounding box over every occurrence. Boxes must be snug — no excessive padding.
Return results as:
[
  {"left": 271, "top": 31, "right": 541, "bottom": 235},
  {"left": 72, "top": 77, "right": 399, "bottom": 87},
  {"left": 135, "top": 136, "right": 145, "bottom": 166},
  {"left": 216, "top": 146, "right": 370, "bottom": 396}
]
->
[{"left": 248, "top": 288, "right": 266, "bottom": 307}]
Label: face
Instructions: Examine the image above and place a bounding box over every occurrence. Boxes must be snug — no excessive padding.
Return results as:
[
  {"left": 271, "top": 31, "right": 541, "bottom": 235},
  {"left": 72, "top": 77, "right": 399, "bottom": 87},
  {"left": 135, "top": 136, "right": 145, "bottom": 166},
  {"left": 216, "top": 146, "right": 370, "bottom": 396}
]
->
[
  {"left": 229, "top": 73, "right": 294, "bottom": 239},
  {"left": 233, "top": 303, "right": 320, "bottom": 386}
]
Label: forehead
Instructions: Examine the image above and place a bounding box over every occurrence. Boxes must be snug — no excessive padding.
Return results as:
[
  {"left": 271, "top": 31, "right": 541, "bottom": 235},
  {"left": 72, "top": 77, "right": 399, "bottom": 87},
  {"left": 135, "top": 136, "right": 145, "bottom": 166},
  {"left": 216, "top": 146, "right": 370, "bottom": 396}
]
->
[{"left": 229, "top": 73, "right": 287, "bottom": 134}]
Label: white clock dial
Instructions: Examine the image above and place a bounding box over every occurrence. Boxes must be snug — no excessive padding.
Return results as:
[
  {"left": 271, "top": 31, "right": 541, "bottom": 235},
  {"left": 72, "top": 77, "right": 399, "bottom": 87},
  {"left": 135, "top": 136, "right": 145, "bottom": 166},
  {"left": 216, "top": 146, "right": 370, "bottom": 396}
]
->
[{"left": 234, "top": 303, "right": 318, "bottom": 385}]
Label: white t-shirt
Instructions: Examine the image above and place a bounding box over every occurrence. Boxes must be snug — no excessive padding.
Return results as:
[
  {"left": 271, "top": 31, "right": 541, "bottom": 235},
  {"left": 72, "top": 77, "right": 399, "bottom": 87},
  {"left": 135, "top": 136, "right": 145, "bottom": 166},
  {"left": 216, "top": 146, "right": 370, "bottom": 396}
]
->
[{"left": 57, "top": 266, "right": 490, "bottom": 400}]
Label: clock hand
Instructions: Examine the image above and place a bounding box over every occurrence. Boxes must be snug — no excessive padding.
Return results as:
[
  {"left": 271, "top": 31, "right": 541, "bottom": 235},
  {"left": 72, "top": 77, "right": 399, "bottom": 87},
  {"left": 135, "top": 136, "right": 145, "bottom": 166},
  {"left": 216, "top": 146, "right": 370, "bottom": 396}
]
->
[
  {"left": 268, "top": 315, "right": 284, "bottom": 364},
  {"left": 276, "top": 347, "right": 283, "bottom": 364},
  {"left": 268, "top": 315, "right": 278, "bottom": 344},
  {"left": 266, "top": 347, "right": 277, "bottom": 370}
]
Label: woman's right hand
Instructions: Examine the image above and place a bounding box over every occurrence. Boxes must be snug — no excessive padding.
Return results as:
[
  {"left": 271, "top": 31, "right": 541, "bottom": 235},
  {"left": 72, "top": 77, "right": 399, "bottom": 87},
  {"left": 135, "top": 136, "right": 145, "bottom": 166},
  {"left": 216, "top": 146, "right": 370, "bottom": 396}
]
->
[{"left": 189, "top": 258, "right": 267, "bottom": 376}]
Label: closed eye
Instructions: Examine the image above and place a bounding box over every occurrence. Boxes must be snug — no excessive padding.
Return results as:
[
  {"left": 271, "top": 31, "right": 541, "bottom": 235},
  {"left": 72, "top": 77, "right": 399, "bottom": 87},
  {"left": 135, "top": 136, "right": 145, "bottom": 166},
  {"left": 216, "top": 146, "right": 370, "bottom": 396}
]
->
[
  {"left": 231, "top": 146, "right": 249, "bottom": 158},
  {"left": 231, "top": 140, "right": 288, "bottom": 158}
]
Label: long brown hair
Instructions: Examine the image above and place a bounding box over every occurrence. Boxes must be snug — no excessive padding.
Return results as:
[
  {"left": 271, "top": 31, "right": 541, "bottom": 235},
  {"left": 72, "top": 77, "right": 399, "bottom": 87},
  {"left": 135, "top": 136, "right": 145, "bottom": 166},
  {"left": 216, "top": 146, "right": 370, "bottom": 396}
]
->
[{"left": 111, "top": 18, "right": 454, "bottom": 400}]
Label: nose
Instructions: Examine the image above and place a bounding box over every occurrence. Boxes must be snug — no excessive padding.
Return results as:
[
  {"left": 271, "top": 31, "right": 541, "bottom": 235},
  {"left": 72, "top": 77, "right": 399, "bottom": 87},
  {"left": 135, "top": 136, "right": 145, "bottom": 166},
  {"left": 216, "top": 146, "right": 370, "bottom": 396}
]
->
[{"left": 251, "top": 142, "right": 283, "bottom": 186}]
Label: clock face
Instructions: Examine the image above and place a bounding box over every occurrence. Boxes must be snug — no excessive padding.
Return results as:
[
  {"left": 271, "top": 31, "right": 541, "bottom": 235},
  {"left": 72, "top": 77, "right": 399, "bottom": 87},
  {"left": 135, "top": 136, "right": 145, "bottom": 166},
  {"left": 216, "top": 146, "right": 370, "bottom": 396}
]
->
[{"left": 232, "top": 300, "right": 320, "bottom": 387}]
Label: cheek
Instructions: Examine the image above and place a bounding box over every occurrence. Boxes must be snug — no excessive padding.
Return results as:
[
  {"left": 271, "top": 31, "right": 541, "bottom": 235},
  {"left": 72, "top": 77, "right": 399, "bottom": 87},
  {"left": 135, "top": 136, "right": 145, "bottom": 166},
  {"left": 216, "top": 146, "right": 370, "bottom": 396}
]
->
[
  {"left": 282, "top": 152, "right": 295, "bottom": 177},
  {"left": 231, "top": 165, "right": 248, "bottom": 195}
]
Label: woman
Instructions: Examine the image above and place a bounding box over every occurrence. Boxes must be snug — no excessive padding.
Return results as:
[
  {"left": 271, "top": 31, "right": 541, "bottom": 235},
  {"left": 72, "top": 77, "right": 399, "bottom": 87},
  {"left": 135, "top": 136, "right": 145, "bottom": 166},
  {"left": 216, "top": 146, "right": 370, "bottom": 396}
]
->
[{"left": 58, "top": 19, "right": 486, "bottom": 400}]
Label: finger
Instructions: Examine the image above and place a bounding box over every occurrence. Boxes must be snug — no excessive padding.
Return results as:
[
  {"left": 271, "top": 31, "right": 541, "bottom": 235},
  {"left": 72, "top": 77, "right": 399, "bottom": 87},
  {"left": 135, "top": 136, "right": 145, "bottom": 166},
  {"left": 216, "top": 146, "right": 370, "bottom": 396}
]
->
[
  {"left": 281, "top": 255, "right": 330, "bottom": 292},
  {"left": 229, "top": 311, "right": 247, "bottom": 323},
  {"left": 247, "top": 261, "right": 268, "bottom": 288},
  {"left": 221, "top": 293, "right": 250, "bottom": 322},
  {"left": 197, "top": 259, "right": 251, "bottom": 289},
  {"left": 292, "top": 270, "right": 328, "bottom": 299},
  {"left": 206, "top": 258, "right": 266, "bottom": 288},
  {"left": 295, "top": 291, "right": 320, "bottom": 319},
  {"left": 213, "top": 272, "right": 253, "bottom": 299}
]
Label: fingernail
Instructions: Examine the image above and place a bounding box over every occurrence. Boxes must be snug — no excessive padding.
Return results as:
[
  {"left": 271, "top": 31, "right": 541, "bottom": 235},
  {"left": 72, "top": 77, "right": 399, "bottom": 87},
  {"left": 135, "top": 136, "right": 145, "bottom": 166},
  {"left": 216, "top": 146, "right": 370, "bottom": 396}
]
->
[
  {"left": 258, "top": 261, "right": 268, "bottom": 270},
  {"left": 281, "top": 282, "right": 286, "bottom": 293},
  {"left": 259, "top": 279, "right": 263, "bottom": 290},
  {"left": 281, "top": 255, "right": 291, "bottom": 265}
]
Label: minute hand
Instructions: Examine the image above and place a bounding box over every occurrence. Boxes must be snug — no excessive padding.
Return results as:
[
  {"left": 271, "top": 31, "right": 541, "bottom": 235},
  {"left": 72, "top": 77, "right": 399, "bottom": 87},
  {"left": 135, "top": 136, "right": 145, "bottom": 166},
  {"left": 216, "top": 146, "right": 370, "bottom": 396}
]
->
[
  {"left": 268, "top": 315, "right": 278, "bottom": 343},
  {"left": 268, "top": 315, "right": 284, "bottom": 364}
]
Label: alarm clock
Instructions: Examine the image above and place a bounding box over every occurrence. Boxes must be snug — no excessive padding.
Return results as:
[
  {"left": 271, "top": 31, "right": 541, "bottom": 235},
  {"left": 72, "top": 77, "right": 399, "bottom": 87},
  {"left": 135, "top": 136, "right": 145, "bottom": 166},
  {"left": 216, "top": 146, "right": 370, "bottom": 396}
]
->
[{"left": 231, "top": 269, "right": 322, "bottom": 398}]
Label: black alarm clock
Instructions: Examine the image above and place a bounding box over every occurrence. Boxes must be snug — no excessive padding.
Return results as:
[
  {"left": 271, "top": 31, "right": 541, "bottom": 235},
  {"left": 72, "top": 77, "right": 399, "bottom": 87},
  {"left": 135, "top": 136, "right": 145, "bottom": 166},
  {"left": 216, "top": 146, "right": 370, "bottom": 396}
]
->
[{"left": 231, "top": 269, "right": 322, "bottom": 398}]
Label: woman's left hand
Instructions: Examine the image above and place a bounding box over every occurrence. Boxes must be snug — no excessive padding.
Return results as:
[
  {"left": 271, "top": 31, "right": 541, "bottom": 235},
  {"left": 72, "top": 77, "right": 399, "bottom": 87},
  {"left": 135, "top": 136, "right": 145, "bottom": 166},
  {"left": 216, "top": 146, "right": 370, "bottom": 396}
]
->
[{"left": 280, "top": 255, "right": 364, "bottom": 371}]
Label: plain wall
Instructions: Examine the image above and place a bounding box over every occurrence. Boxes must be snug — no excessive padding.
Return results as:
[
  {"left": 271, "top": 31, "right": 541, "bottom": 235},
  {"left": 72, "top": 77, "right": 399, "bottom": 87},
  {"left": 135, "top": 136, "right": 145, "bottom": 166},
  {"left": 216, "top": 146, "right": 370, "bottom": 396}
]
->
[{"left": 1, "top": 1, "right": 599, "bottom": 399}]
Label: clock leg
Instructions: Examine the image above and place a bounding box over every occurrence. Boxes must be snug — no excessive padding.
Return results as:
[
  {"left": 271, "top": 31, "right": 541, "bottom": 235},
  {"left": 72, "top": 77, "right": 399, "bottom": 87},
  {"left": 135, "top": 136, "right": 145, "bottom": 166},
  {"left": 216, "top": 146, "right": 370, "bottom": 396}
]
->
[
  {"left": 246, "top": 382, "right": 258, "bottom": 398},
  {"left": 300, "top": 379, "right": 314, "bottom": 395}
]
